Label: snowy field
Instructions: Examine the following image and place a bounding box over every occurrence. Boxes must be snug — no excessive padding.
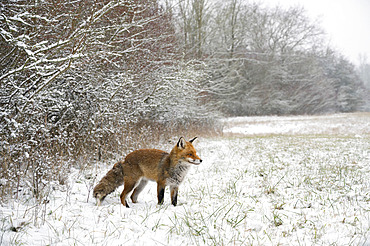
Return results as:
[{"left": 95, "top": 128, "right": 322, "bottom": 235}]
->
[
  {"left": 1, "top": 113, "right": 370, "bottom": 245},
  {"left": 222, "top": 113, "right": 370, "bottom": 137}
]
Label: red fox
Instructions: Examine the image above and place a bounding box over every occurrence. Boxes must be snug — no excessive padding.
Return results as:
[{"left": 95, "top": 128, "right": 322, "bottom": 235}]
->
[{"left": 93, "top": 137, "right": 202, "bottom": 208}]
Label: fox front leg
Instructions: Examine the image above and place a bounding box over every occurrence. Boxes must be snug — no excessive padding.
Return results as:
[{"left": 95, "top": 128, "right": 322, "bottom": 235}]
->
[
  {"left": 157, "top": 181, "right": 166, "bottom": 205},
  {"left": 170, "top": 186, "right": 179, "bottom": 206}
]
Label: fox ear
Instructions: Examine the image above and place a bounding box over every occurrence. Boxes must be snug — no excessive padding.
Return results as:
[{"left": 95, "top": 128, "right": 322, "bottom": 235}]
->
[
  {"left": 177, "top": 137, "right": 186, "bottom": 149},
  {"left": 189, "top": 137, "right": 197, "bottom": 143}
]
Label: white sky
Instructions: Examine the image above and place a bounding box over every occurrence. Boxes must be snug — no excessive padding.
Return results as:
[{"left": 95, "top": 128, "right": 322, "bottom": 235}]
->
[{"left": 259, "top": 0, "right": 370, "bottom": 65}]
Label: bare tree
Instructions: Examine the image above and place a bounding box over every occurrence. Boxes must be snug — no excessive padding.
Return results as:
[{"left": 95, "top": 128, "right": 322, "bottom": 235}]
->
[
  {"left": 176, "top": 0, "right": 210, "bottom": 58},
  {"left": 358, "top": 54, "right": 370, "bottom": 89}
]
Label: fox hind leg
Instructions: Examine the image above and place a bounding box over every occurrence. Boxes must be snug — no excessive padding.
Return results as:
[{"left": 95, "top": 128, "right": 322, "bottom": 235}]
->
[
  {"left": 131, "top": 179, "right": 148, "bottom": 203},
  {"left": 120, "top": 178, "right": 140, "bottom": 208}
]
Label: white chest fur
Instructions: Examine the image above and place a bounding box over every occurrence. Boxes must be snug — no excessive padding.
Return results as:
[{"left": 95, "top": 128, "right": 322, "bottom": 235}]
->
[{"left": 166, "top": 162, "right": 190, "bottom": 187}]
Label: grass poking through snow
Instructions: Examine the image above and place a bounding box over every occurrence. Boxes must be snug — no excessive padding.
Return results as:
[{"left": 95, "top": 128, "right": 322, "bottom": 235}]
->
[{"left": 1, "top": 113, "right": 369, "bottom": 245}]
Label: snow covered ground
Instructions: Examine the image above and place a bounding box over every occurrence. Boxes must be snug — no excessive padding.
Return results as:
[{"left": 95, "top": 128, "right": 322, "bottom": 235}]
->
[
  {"left": 222, "top": 113, "right": 370, "bottom": 137},
  {"left": 1, "top": 113, "right": 369, "bottom": 245}
]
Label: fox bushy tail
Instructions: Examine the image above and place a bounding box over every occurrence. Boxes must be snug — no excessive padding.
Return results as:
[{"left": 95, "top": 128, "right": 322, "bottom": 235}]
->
[{"left": 93, "top": 161, "right": 124, "bottom": 205}]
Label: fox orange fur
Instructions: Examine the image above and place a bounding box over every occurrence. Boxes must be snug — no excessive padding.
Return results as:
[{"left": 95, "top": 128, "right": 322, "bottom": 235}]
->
[{"left": 93, "top": 137, "right": 202, "bottom": 208}]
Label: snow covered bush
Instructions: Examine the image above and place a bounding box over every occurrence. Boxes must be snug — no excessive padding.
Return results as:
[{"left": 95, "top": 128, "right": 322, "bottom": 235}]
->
[{"left": 0, "top": 0, "right": 215, "bottom": 203}]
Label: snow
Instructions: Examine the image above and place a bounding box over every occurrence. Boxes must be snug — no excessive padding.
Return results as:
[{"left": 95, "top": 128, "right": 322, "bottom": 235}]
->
[
  {"left": 222, "top": 113, "right": 370, "bottom": 136},
  {"left": 1, "top": 113, "right": 369, "bottom": 245}
]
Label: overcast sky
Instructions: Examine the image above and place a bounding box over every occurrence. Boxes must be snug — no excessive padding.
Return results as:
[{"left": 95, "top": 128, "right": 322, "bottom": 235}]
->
[{"left": 260, "top": 0, "right": 370, "bottom": 65}]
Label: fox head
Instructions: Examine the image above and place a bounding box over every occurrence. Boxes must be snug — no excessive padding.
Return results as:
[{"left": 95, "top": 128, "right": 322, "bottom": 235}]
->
[{"left": 173, "top": 137, "right": 202, "bottom": 165}]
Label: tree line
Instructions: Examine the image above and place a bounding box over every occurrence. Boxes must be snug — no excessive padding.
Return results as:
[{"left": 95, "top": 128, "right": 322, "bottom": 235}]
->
[
  {"left": 0, "top": 0, "right": 368, "bottom": 201},
  {"left": 173, "top": 0, "right": 367, "bottom": 115}
]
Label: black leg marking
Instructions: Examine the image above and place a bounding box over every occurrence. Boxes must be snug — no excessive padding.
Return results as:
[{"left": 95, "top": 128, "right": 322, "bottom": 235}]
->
[
  {"left": 158, "top": 188, "right": 165, "bottom": 205},
  {"left": 170, "top": 186, "right": 179, "bottom": 206},
  {"left": 125, "top": 200, "right": 130, "bottom": 208},
  {"left": 172, "top": 194, "right": 178, "bottom": 206}
]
